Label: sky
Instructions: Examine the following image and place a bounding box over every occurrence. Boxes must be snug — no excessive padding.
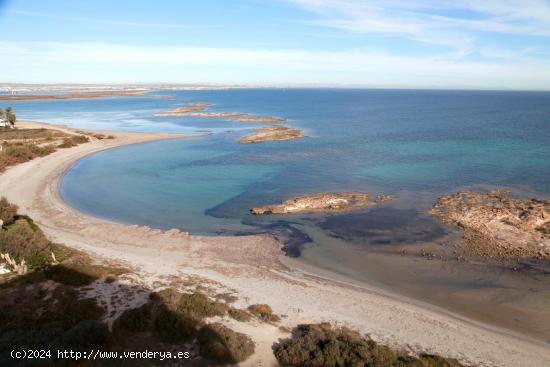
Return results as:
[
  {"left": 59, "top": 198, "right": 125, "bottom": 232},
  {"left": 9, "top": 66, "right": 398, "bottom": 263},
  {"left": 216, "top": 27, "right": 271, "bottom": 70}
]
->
[{"left": 1, "top": 0, "right": 550, "bottom": 89}]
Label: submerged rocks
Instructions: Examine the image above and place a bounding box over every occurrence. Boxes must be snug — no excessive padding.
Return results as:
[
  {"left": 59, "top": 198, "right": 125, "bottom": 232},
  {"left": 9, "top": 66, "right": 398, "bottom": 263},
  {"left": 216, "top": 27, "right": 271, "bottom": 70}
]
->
[
  {"left": 430, "top": 190, "right": 550, "bottom": 260},
  {"left": 250, "top": 192, "right": 395, "bottom": 215},
  {"left": 239, "top": 125, "right": 304, "bottom": 144},
  {"left": 155, "top": 102, "right": 298, "bottom": 143}
]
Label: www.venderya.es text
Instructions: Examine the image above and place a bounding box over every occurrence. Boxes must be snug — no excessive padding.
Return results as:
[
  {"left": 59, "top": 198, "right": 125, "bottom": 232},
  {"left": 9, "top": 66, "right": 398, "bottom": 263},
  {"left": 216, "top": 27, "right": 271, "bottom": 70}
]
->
[{"left": 11, "top": 349, "right": 190, "bottom": 361}]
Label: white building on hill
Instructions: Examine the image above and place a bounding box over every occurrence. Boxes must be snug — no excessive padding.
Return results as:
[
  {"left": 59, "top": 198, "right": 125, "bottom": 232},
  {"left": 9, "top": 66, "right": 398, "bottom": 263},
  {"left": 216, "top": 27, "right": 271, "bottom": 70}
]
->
[{"left": 0, "top": 116, "right": 14, "bottom": 128}]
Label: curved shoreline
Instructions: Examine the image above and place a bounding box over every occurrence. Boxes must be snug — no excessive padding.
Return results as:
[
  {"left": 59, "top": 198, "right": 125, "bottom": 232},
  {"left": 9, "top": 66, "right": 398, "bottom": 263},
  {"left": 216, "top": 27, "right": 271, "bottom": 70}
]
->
[{"left": 1, "top": 121, "right": 550, "bottom": 366}]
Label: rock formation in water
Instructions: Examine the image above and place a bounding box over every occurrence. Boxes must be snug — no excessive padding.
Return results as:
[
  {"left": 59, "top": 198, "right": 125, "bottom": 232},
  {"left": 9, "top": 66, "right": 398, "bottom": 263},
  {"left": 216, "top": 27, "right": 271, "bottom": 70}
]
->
[
  {"left": 430, "top": 190, "right": 550, "bottom": 259},
  {"left": 250, "top": 192, "right": 395, "bottom": 215},
  {"left": 154, "top": 107, "right": 206, "bottom": 116},
  {"left": 188, "top": 102, "right": 212, "bottom": 107},
  {"left": 239, "top": 125, "right": 304, "bottom": 144},
  {"left": 232, "top": 116, "right": 287, "bottom": 123}
]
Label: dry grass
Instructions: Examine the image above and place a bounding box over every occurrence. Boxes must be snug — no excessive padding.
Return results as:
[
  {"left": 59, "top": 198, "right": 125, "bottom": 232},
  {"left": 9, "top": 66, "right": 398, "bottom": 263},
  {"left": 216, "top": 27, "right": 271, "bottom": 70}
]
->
[
  {"left": 248, "top": 303, "right": 280, "bottom": 322},
  {"left": 229, "top": 308, "right": 252, "bottom": 322},
  {"left": 0, "top": 128, "right": 89, "bottom": 172}
]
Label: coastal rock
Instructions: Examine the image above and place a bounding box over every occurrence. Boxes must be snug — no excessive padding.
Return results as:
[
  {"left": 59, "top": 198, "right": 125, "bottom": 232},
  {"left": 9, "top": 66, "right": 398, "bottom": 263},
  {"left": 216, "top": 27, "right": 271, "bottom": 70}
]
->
[
  {"left": 188, "top": 102, "right": 211, "bottom": 107},
  {"left": 192, "top": 112, "right": 247, "bottom": 117},
  {"left": 250, "top": 192, "right": 395, "bottom": 215},
  {"left": 154, "top": 107, "right": 206, "bottom": 116},
  {"left": 239, "top": 125, "right": 304, "bottom": 144},
  {"left": 429, "top": 190, "right": 550, "bottom": 259},
  {"left": 232, "top": 116, "right": 287, "bottom": 123}
]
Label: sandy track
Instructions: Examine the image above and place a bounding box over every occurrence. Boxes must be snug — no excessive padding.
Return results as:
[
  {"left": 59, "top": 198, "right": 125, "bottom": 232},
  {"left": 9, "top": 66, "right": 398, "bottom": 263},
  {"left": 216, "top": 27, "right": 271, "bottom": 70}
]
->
[{"left": 1, "top": 121, "right": 549, "bottom": 366}]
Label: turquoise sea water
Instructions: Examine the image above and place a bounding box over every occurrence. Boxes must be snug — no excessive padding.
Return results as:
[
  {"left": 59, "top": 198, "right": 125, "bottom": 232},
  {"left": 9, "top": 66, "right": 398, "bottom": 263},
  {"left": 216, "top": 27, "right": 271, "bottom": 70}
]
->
[
  {"left": 9, "top": 89, "right": 550, "bottom": 340},
  {"left": 19, "top": 89, "right": 548, "bottom": 235}
]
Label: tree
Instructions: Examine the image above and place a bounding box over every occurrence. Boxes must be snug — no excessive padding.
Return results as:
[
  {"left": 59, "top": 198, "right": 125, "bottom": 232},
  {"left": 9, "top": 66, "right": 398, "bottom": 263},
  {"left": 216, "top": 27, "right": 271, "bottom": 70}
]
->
[{"left": 5, "top": 106, "right": 15, "bottom": 126}]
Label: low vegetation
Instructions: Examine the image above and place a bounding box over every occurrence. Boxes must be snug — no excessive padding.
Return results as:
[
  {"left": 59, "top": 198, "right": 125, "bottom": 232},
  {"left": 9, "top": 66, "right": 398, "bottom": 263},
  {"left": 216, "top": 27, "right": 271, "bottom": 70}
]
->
[
  {"left": 113, "top": 289, "right": 256, "bottom": 363},
  {"left": 228, "top": 308, "right": 252, "bottom": 322},
  {"left": 248, "top": 303, "right": 281, "bottom": 322},
  {"left": 0, "top": 127, "right": 89, "bottom": 172},
  {"left": 1, "top": 198, "right": 257, "bottom": 365},
  {"left": 0, "top": 198, "right": 64, "bottom": 270},
  {"left": 198, "top": 323, "right": 255, "bottom": 363},
  {"left": 273, "top": 323, "right": 464, "bottom": 367},
  {"left": 57, "top": 134, "right": 89, "bottom": 148}
]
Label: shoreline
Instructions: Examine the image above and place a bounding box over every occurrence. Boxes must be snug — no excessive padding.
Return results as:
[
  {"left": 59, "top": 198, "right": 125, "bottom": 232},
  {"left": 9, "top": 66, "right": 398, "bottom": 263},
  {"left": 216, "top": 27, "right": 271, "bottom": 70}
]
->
[{"left": 1, "top": 121, "right": 550, "bottom": 366}]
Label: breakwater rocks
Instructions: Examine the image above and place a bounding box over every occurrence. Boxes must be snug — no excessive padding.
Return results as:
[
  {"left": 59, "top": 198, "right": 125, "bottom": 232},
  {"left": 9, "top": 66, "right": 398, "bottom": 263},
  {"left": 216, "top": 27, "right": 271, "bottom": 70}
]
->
[
  {"left": 250, "top": 192, "right": 395, "bottom": 215},
  {"left": 239, "top": 125, "right": 304, "bottom": 144},
  {"left": 430, "top": 190, "right": 550, "bottom": 260}
]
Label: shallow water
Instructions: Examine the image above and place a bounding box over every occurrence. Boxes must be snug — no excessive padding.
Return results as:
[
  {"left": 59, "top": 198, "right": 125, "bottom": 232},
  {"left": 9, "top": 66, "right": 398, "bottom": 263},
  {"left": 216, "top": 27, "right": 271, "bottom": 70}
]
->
[{"left": 10, "top": 88, "right": 550, "bottom": 342}]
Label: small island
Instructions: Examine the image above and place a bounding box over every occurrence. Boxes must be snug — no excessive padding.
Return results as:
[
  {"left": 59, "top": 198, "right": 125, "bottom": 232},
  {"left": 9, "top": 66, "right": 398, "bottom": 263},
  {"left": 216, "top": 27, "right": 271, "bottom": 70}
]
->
[
  {"left": 232, "top": 116, "right": 288, "bottom": 123},
  {"left": 239, "top": 125, "right": 304, "bottom": 144},
  {"left": 430, "top": 190, "right": 550, "bottom": 259},
  {"left": 154, "top": 106, "right": 207, "bottom": 116},
  {"left": 188, "top": 102, "right": 212, "bottom": 107},
  {"left": 250, "top": 192, "right": 395, "bottom": 215}
]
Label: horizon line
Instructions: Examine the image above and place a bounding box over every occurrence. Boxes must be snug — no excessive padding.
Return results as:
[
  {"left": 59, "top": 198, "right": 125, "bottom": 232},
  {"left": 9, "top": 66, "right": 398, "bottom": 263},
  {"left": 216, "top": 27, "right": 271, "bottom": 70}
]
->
[{"left": 1, "top": 82, "right": 550, "bottom": 93}]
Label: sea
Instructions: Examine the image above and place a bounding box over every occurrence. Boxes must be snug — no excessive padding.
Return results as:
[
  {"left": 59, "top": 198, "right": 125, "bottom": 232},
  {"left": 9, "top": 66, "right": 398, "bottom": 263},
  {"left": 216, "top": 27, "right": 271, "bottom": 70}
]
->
[{"left": 8, "top": 88, "right": 550, "bottom": 342}]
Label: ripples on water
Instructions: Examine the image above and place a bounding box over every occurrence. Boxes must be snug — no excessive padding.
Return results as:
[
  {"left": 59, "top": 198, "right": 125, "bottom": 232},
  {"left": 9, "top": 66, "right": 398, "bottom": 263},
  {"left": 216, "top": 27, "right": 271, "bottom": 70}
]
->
[{"left": 11, "top": 88, "right": 550, "bottom": 341}]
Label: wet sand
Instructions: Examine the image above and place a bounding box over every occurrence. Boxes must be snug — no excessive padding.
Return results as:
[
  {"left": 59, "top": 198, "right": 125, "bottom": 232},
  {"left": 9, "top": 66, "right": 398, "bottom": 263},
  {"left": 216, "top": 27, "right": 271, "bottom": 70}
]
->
[
  {"left": 1, "top": 121, "right": 549, "bottom": 366},
  {"left": 295, "top": 206, "right": 550, "bottom": 343}
]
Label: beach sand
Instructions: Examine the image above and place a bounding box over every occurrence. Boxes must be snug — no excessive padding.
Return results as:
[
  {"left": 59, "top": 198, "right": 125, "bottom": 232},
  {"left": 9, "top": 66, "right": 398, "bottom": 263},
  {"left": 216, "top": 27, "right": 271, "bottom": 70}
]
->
[{"left": 1, "top": 120, "right": 549, "bottom": 366}]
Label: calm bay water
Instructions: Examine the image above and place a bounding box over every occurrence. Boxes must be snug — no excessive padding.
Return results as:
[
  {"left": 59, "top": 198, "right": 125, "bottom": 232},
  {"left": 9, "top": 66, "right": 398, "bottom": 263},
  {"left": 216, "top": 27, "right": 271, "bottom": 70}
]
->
[{"left": 10, "top": 89, "right": 550, "bottom": 341}]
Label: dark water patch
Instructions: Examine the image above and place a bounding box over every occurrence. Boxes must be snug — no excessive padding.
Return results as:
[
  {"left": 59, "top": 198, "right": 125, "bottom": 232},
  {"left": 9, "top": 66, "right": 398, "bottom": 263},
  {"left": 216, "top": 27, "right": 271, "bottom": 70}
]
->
[
  {"left": 319, "top": 207, "right": 447, "bottom": 246},
  {"left": 237, "top": 220, "right": 312, "bottom": 257}
]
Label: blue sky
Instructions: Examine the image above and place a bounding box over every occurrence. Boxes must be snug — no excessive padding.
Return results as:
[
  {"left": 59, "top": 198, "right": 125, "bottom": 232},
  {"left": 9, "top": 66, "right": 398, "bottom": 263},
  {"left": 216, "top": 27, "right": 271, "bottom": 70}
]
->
[{"left": 1, "top": 0, "right": 550, "bottom": 89}]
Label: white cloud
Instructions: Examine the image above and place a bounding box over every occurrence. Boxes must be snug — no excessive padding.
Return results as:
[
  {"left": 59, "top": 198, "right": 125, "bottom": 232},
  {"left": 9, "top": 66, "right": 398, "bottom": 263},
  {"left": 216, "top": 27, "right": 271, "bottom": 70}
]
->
[
  {"left": 1, "top": 40, "right": 549, "bottom": 89},
  {"left": 285, "top": 0, "right": 550, "bottom": 48}
]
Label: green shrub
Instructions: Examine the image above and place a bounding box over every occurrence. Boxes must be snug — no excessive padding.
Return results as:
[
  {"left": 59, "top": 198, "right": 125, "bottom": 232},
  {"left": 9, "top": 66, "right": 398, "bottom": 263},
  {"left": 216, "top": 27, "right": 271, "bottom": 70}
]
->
[
  {"left": 152, "top": 288, "right": 228, "bottom": 320},
  {"left": 112, "top": 304, "right": 152, "bottom": 334},
  {"left": 62, "top": 320, "right": 107, "bottom": 348},
  {"left": 228, "top": 308, "right": 252, "bottom": 322},
  {"left": 58, "top": 135, "right": 89, "bottom": 148},
  {"left": 248, "top": 304, "right": 280, "bottom": 322},
  {"left": 0, "top": 218, "right": 51, "bottom": 267},
  {"left": 153, "top": 304, "right": 199, "bottom": 343},
  {"left": 44, "top": 265, "right": 99, "bottom": 286},
  {"left": 273, "top": 323, "right": 464, "bottom": 367},
  {"left": 49, "top": 287, "right": 105, "bottom": 328},
  {"left": 198, "top": 323, "right": 255, "bottom": 363},
  {"left": 0, "top": 197, "right": 18, "bottom": 226},
  {"left": 44, "top": 258, "right": 128, "bottom": 286}
]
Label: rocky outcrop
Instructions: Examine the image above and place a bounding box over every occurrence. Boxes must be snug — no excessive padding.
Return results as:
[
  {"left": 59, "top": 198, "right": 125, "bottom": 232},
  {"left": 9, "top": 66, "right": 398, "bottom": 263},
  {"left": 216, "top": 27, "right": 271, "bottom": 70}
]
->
[
  {"left": 239, "top": 125, "right": 304, "bottom": 144},
  {"left": 194, "top": 112, "right": 247, "bottom": 117},
  {"left": 430, "top": 190, "right": 550, "bottom": 259},
  {"left": 250, "top": 192, "right": 395, "bottom": 215},
  {"left": 232, "top": 116, "right": 287, "bottom": 123},
  {"left": 188, "top": 102, "right": 212, "bottom": 107},
  {"left": 154, "top": 107, "right": 206, "bottom": 116}
]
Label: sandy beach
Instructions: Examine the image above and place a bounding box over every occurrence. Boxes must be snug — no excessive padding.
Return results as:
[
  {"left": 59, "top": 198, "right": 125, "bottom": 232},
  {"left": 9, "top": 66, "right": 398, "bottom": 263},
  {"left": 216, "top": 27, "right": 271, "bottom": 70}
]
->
[{"left": 1, "top": 121, "right": 550, "bottom": 367}]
